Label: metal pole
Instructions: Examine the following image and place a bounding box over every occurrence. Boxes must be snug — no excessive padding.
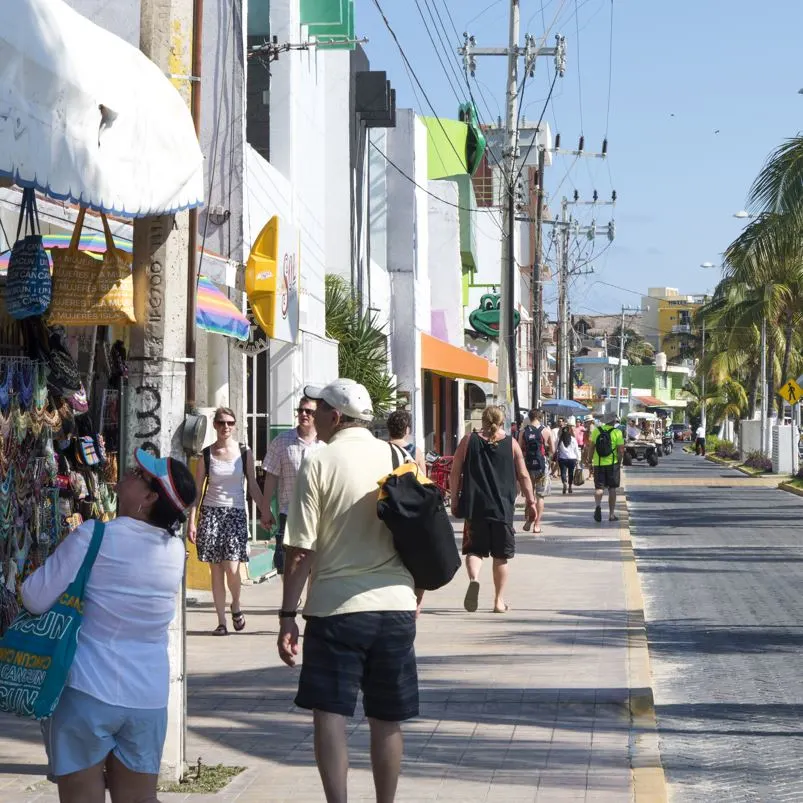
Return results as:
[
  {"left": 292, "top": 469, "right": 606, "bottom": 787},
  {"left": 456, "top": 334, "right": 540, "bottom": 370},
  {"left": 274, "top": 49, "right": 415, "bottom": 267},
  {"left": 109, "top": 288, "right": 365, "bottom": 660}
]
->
[
  {"left": 760, "top": 316, "right": 767, "bottom": 455},
  {"left": 616, "top": 305, "right": 625, "bottom": 417},
  {"left": 557, "top": 198, "right": 569, "bottom": 399},
  {"left": 507, "top": 179, "right": 520, "bottom": 421},
  {"left": 531, "top": 147, "right": 545, "bottom": 409},
  {"left": 701, "top": 318, "right": 707, "bottom": 432},
  {"left": 498, "top": 0, "right": 519, "bottom": 422}
]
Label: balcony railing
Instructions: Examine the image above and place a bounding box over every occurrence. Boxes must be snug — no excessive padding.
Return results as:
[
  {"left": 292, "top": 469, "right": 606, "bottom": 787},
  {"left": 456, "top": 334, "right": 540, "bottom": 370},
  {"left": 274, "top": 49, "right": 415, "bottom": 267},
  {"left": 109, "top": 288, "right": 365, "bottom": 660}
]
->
[{"left": 671, "top": 324, "right": 691, "bottom": 334}]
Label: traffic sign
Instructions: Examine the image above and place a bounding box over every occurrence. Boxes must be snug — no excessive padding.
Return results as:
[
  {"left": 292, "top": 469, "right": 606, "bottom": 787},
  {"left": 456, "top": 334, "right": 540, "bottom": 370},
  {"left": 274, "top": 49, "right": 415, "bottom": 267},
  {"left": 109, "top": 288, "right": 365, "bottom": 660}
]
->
[{"left": 778, "top": 378, "right": 803, "bottom": 405}]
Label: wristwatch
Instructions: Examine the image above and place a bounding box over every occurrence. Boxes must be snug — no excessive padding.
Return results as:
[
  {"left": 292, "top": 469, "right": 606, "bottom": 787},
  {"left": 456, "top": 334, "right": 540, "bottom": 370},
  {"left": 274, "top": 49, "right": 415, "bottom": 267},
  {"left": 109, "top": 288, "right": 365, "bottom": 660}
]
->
[{"left": 278, "top": 610, "right": 297, "bottom": 619}]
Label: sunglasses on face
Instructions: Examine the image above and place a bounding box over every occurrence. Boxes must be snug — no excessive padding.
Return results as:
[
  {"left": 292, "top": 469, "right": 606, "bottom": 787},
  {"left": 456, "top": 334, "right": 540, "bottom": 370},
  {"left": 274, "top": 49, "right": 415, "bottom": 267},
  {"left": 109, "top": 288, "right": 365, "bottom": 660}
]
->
[
  {"left": 214, "top": 419, "right": 235, "bottom": 427},
  {"left": 297, "top": 408, "right": 315, "bottom": 416}
]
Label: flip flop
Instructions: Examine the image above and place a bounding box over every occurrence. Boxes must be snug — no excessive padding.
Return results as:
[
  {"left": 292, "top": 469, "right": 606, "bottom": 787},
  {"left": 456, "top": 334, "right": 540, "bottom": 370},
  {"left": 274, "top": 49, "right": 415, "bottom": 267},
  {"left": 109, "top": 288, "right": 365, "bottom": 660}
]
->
[
  {"left": 463, "top": 580, "right": 480, "bottom": 613},
  {"left": 232, "top": 611, "right": 246, "bottom": 632},
  {"left": 493, "top": 603, "right": 510, "bottom": 613},
  {"left": 609, "top": 513, "right": 619, "bottom": 521},
  {"left": 213, "top": 624, "right": 228, "bottom": 636},
  {"left": 533, "top": 526, "right": 542, "bottom": 534}
]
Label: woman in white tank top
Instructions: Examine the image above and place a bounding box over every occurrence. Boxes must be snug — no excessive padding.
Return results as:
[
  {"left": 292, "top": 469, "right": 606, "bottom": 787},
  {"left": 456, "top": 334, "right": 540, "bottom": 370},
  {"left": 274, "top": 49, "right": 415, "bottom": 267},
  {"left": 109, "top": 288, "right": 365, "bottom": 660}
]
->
[{"left": 188, "top": 407, "right": 264, "bottom": 635}]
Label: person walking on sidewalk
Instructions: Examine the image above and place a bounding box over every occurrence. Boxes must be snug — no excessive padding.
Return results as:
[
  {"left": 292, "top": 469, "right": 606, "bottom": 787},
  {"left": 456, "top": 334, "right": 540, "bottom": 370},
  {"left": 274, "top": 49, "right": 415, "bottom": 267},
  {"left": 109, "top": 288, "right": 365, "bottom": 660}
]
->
[
  {"left": 557, "top": 419, "right": 582, "bottom": 494},
  {"left": 24, "top": 450, "right": 197, "bottom": 802},
  {"left": 589, "top": 412, "right": 625, "bottom": 522},
  {"left": 278, "top": 379, "right": 418, "bottom": 803},
  {"left": 451, "top": 406, "right": 537, "bottom": 614},
  {"left": 519, "top": 408, "right": 554, "bottom": 534},
  {"left": 188, "top": 407, "right": 263, "bottom": 636},
  {"left": 387, "top": 409, "right": 426, "bottom": 473},
  {"left": 261, "top": 396, "right": 324, "bottom": 574},
  {"left": 695, "top": 424, "right": 707, "bottom": 456}
]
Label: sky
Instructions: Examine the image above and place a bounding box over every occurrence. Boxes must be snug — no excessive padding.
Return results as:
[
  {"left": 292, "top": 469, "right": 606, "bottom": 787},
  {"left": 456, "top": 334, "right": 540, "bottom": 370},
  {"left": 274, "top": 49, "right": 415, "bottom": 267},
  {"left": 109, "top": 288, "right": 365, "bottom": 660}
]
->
[{"left": 355, "top": 0, "right": 803, "bottom": 319}]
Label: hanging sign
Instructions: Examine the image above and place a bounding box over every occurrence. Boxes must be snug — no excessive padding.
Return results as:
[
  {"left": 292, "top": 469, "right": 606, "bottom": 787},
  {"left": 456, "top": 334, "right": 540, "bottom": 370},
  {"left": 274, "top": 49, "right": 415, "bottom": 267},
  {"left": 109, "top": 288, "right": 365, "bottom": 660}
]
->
[
  {"left": 233, "top": 311, "right": 271, "bottom": 356},
  {"left": 245, "top": 216, "right": 300, "bottom": 344}
]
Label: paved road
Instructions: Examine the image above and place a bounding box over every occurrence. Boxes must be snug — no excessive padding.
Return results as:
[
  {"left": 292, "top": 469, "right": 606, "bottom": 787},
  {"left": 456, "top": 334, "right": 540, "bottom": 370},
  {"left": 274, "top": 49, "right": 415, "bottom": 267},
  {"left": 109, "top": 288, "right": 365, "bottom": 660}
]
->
[{"left": 626, "top": 451, "right": 803, "bottom": 802}]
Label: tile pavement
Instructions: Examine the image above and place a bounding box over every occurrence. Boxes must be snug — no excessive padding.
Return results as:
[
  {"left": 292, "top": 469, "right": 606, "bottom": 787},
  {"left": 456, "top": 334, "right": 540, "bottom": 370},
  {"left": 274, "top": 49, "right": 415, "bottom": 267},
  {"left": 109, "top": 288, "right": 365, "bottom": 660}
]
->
[{"left": 2, "top": 484, "right": 647, "bottom": 802}]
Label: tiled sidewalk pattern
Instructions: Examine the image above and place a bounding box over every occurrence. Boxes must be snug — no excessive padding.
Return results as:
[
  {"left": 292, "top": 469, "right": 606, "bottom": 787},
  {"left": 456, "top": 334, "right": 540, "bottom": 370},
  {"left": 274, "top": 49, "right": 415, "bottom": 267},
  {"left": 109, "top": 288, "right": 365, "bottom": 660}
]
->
[{"left": 3, "top": 487, "right": 640, "bottom": 802}]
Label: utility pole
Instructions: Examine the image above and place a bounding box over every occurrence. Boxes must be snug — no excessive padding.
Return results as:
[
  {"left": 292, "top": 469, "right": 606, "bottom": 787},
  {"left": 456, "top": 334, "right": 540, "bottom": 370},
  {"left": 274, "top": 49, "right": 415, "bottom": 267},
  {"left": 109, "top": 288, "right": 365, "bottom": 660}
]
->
[
  {"left": 133, "top": 0, "right": 195, "bottom": 783},
  {"left": 461, "top": 18, "right": 565, "bottom": 424},
  {"left": 531, "top": 146, "right": 546, "bottom": 409},
  {"left": 557, "top": 198, "right": 570, "bottom": 399},
  {"left": 615, "top": 305, "right": 639, "bottom": 417}
]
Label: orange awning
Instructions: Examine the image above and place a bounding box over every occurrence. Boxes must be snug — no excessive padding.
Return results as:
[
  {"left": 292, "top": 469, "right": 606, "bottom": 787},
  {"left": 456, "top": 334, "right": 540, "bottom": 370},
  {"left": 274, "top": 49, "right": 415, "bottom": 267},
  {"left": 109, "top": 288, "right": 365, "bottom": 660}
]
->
[{"left": 421, "top": 332, "right": 498, "bottom": 384}]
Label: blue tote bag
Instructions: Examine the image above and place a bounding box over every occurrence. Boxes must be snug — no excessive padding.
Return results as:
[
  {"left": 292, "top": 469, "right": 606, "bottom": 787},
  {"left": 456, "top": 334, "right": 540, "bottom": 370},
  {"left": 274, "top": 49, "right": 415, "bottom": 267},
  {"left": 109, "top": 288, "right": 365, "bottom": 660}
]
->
[
  {"left": 0, "top": 521, "right": 105, "bottom": 720},
  {"left": 5, "top": 187, "right": 52, "bottom": 320}
]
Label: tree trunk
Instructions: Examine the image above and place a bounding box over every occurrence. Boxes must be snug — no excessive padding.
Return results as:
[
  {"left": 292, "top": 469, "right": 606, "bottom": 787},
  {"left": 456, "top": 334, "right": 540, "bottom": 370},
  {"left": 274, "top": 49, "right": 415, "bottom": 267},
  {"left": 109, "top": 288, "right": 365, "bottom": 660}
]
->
[
  {"left": 779, "top": 311, "right": 795, "bottom": 416},
  {"left": 749, "top": 365, "right": 759, "bottom": 419},
  {"left": 768, "top": 338, "right": 777, "bottom": 417}
]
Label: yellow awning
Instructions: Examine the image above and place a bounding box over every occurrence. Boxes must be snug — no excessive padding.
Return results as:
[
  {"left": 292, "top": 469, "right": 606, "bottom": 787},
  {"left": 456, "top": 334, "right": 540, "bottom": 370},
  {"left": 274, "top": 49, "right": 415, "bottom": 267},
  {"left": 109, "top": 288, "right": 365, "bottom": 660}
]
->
[{"left": 421, "top": 333, "right": 498, "bottom": 384}]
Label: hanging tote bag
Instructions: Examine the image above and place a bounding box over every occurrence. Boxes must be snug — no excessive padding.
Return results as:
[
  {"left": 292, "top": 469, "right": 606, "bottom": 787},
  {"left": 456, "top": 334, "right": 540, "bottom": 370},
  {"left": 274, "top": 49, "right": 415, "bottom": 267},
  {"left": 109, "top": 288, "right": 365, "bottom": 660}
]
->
[
  {"left": 48, "top": 208, "right": 135, "bottom": 326},
  {"left": 5, "top": 187, "right": 52, "bottom": 320},
  {"left": 0, "top": 521, "right": 105, "bottom": 720}
]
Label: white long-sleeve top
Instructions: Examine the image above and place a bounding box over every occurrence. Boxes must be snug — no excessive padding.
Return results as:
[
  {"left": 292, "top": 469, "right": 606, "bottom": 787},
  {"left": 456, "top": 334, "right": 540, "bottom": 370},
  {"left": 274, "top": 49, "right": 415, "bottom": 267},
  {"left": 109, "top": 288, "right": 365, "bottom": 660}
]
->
[
  {"left": 21, "top": 517, "right": 185, "bottom": 709},
  {"left": 557, "top": 436, "right": 582, "bottom": 461}
]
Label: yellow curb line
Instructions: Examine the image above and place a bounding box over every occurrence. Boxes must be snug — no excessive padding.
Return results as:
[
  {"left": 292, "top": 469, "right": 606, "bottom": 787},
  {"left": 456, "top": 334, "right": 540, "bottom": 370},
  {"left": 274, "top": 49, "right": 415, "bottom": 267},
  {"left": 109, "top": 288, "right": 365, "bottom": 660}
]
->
[
  {"left": 618, "top": 489, "right": 668, "bottom": 802},
  {"left": 778, "top": 481, "right": 803, "bottom": 498}
]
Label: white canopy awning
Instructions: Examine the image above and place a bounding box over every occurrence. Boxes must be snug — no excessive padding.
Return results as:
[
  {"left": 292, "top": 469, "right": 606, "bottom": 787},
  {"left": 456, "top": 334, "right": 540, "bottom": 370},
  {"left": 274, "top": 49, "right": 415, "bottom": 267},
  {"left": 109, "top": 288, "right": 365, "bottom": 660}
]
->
[{"left": 0, "top": 0, "right": 204, "bottom": 217}]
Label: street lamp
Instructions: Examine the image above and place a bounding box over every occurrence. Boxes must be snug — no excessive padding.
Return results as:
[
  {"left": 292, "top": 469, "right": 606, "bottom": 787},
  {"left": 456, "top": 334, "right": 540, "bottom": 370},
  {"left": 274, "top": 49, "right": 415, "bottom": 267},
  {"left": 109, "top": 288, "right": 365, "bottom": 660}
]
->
[
  {"left": 700, "top": 262, "right": 717, "bottom": 269},
  {"left": 733, "top": 210, "right": 753, "bottom": 219}
]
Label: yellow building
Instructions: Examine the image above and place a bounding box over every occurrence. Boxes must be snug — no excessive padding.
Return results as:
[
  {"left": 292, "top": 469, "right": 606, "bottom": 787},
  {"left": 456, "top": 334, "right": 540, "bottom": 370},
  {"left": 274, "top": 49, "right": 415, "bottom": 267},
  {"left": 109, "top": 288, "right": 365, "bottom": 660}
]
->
[{"left": 641, "top": 288, "right": 707, "bottom": 361}]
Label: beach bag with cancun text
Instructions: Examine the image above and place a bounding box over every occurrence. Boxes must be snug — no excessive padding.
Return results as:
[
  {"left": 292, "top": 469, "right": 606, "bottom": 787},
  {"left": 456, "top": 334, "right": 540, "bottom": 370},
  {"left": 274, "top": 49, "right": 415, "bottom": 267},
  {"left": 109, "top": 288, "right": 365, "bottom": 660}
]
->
[
  {"left": 0, "top": 521, "right": 105, "bottom": 720},
  {"left": 48, "top": 208, "right": 135, "bottom": 326},
  {"left": 5, "top": 188, "right": 52, "bottom": 320},
  {"left": 377, "top": 445, "right": 460, "bottom": 591}
]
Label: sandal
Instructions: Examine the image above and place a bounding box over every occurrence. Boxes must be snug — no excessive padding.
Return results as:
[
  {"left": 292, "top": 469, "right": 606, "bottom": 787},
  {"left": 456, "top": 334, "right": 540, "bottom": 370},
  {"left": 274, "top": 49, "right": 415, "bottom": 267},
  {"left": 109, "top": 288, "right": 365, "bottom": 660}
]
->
[
  {"left": 463, "top": 580, "right": 480, "bottom": 613},
  {"left": 213, "top": 624, "right": 228, "bottom": 636},
  {"left": 609, "top": 513, "right": 619, "bottom": 521},
  {"left": 493, "top": 603, "right": 510, "bottom": 613},
  {"left": 232, "top": 611, "right": 246, "bottom": 632}
]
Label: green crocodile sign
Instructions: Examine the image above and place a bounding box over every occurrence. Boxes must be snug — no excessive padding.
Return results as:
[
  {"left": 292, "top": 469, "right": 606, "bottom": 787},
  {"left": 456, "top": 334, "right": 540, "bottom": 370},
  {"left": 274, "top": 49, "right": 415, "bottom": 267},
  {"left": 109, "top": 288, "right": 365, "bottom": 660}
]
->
[{"left": 468, "top": 293, "right": 520, "bottom": 339}]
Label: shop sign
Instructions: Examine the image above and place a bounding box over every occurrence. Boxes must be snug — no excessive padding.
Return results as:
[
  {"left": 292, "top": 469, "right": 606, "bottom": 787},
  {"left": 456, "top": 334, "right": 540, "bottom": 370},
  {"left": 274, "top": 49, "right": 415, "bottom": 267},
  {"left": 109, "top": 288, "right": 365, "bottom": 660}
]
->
[{"left": 245, "top": 216, "right": 300, "bottom": 344}]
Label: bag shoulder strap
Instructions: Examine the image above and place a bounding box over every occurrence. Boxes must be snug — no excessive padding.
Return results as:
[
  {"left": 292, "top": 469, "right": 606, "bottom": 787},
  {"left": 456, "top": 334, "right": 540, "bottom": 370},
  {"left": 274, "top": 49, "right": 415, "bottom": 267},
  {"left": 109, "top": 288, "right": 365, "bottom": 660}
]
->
[
  {"left": 70, "top": 521, "right": 106, "bottom": 597},
  {"left": 202, "top": 446, "right": 211, "bottom": 476}
]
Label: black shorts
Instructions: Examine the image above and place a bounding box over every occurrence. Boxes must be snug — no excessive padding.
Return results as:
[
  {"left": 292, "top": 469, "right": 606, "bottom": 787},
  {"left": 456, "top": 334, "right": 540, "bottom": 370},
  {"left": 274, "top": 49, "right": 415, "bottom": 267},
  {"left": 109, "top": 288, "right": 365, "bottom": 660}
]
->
[
  {"left": 296, "top": 611, "right": 419, "bottom": 722},
  {"left": 593, "top": 464, "right": 621, "bottom": 489},
  {"left": 462, "top": 519, "right": 515, "bottom": 559}
]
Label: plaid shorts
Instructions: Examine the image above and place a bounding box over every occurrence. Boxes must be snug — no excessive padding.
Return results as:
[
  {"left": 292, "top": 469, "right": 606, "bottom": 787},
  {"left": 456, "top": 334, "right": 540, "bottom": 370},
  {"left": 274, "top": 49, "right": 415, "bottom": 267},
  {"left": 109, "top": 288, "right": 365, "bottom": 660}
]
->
[
  {"left": 296, "top": 611, "right": 419, "bottom": 722},
  {"left": 529, "top": 470, "right": 551, "bottom": 498}
]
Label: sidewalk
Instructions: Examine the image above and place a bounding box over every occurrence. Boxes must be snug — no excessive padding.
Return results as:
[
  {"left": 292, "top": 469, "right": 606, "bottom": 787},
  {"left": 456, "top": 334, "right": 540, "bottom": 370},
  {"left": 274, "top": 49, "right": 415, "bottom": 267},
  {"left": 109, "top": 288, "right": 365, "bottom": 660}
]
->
[{"left": 2, "top": 483, "right": 662, "bottom": 802}]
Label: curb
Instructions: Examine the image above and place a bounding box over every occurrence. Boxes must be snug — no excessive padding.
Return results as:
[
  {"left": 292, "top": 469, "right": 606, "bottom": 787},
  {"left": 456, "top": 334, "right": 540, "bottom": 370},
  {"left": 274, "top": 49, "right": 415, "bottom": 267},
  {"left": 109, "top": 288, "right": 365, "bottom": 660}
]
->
[
  {"left": 617, "top": 494, "right": 668, "bottom": 802},
  {"left": 778, "top": 481, "right": 803, "bottom": 498}
]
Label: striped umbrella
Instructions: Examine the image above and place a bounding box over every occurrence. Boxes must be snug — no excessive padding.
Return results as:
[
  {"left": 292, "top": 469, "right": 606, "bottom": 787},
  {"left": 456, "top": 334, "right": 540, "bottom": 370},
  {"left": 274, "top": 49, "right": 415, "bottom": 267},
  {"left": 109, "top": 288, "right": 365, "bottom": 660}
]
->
[
  {"left": 0, "top": 231, "right": 133, "bottom": 270},
  {"left": 196, "top": 275, "right": 250, "bottom": 341}
]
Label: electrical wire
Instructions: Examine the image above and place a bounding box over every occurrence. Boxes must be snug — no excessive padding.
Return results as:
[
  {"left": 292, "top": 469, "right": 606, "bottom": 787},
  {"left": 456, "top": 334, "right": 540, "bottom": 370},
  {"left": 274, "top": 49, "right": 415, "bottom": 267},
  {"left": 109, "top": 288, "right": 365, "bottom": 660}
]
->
[
  {"left": 369, "top": 0, "right": 467, "bottom": 170},
  {"left": 574, "top": 0, "right": 584, "bottom": 136},
  {"left": 605, "top": 0, "right": 614, "bottom": 137},
  {"left": 412, "top": 0, "right": 463, "bottom": 104}
]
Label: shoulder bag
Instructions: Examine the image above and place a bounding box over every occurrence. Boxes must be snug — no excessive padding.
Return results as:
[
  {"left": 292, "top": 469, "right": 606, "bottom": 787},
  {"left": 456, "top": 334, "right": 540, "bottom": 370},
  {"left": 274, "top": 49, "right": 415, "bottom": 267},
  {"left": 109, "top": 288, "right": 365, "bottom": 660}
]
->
[{"left": 0, "top": 521, "right": 105, "bottom": 719}]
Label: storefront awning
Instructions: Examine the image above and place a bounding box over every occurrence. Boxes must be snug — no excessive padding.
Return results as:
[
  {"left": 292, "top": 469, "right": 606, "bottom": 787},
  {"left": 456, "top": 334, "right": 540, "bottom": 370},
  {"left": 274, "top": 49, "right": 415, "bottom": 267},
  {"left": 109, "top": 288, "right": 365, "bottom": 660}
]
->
[
  {"left": 0, "top": 0, "right": 203, "bottom": 216},
  {"left": 421, "top": 333, "right": 498, "bottom": 384},
  {"left": 633, "top": 395, "right": 668, "bottom": 408}
]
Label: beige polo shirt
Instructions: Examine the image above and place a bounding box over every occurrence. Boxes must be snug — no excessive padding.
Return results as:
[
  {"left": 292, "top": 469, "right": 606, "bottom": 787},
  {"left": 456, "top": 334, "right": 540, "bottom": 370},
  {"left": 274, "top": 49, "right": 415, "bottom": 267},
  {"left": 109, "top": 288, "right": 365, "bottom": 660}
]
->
[{"left": 286, "top": 427, "right": 416, "bottom": 617}]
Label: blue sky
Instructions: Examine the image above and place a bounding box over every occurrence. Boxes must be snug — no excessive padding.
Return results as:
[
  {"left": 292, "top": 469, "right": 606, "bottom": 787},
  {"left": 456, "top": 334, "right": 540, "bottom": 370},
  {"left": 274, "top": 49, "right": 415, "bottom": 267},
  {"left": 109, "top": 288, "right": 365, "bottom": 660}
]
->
[{"left": 355, "top": 0, "right": 803, "bottom": 319}]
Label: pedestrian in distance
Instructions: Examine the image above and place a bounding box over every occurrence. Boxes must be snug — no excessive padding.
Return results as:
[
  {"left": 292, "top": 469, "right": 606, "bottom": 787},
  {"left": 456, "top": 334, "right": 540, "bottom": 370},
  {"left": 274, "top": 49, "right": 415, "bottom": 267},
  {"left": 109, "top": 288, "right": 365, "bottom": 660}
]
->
[
  {"left": 451, "top": 405, "right": 537, "bottom": 614},
  {"left": 260, "top": 396, "right": 324, "bottom": 574},
  {"left": 23, "top": 450, "right": 197, "bottom": 802},
  {"left": 188, "top": 407, "right": 263, "bottom": 636},
  {"left": 519, "top": 408, "right": 554, "bottom": 533},
  {"left": 550, "top": 416, "right": 564, "bottom": 478},
  {"left": 557, "top": 418, "right": 582, "bottom": 494},
  {"left": 387, "top": 409, "right": 427, "bottom": 474},
  {"left": 695, "top": 424, "right": 706, "bottom": 456},
  {"left": 278, "top": 379, "right": 419, "bottom": 803},
  {"left": 589, "top": 412, "right": 625, "bottom": 522}
]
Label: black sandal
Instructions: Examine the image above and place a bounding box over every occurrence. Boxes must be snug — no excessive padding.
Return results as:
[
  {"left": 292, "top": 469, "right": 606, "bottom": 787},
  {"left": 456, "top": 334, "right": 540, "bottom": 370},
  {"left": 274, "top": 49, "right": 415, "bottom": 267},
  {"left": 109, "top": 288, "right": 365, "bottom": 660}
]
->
[
  {"left": 213, "top": 624, "right": 228, "bottom": 636},
  {"left": 232, "top": 611, "right": 246, "bottom": 632}
]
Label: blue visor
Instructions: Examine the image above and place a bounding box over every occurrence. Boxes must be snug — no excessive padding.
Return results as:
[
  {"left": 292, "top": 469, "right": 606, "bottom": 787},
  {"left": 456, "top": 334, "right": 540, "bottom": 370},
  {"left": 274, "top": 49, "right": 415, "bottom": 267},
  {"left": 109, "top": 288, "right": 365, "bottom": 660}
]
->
[{"left": 134, "top": 448, "right": 187, "bottom": 512}]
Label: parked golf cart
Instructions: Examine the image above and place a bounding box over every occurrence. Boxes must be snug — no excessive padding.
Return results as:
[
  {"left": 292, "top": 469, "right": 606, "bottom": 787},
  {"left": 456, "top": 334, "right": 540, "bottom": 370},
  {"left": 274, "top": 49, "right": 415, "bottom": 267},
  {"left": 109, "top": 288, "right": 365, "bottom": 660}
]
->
[{"left": 623, "top": 412, "right": 661, "bottom": 466}]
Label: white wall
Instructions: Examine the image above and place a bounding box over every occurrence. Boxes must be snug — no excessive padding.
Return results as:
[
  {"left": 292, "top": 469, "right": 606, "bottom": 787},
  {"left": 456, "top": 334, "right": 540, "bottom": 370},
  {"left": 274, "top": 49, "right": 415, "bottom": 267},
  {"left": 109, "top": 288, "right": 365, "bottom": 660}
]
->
[{"left": 427, "top": 180, "right": 463, "bottom": 345}]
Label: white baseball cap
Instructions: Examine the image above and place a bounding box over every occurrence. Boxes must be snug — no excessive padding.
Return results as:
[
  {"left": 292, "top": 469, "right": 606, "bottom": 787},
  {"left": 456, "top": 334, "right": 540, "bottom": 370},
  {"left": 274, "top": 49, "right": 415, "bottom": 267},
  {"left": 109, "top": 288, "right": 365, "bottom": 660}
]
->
[{"left": 304, "top": 378, "right": 374, "bottom": 422}]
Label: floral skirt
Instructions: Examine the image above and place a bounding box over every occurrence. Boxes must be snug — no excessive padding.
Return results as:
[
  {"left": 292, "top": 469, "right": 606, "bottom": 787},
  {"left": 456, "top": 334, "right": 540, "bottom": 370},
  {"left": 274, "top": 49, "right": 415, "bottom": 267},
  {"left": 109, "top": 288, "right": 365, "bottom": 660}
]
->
[{"left": 196, "top": 507, "right": 249, "bottom": 564}]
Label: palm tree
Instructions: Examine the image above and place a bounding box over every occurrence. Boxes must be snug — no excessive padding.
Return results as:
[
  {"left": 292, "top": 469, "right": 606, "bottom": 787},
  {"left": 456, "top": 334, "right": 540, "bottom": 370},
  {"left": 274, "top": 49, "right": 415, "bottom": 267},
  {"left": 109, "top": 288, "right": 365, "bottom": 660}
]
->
[
  {"left": 325, "top": 274, "right": 397, "bottom": 416},
  {"left": 749, "top": 135, "right": 803, "bottom": 221},
  {"left": 609, "top": 326, "right": 655, "bottom": 366}
]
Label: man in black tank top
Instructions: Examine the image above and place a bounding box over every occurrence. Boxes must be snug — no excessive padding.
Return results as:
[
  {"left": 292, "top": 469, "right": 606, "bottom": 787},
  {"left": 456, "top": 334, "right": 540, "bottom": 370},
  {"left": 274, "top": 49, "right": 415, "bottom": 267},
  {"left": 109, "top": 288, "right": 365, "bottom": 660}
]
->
[{"left": 449, "top": 407, "right": 537, "bottom": 614}]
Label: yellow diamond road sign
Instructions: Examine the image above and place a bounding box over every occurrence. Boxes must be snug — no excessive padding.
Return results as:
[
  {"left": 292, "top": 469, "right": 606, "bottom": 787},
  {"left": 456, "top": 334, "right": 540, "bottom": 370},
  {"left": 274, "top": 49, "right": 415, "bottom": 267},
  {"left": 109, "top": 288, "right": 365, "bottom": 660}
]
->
[{"left": 778, "top": 378, "right": 803, "bottom": 405}]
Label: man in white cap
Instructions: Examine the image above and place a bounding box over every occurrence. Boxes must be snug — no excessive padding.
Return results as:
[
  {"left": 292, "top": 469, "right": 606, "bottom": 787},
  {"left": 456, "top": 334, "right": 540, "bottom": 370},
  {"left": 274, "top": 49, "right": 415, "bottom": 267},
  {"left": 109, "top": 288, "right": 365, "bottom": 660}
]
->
[{"left": 277, "top": 379, "right": 418, "bottom": 803}]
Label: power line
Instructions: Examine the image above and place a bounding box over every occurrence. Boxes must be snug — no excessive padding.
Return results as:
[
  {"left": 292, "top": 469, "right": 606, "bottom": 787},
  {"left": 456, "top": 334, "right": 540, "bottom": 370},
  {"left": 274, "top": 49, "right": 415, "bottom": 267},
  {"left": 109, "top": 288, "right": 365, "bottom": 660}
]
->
[
  {"left": 574, "top": 0, "right": 584, "bottom": 135},
  {"left": 605, "top": 0, "right": 614, "bottom": 137},
  {"left": 412, "top": 0, "right": 463, "bottom": 104}
]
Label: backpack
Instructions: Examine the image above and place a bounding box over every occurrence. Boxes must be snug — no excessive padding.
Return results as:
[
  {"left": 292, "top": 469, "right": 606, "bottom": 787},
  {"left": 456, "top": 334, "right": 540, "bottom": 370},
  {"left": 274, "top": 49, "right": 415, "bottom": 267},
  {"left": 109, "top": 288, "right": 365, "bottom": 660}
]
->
[
  {"left": 595, "top": 426, "right": 614, "bottom": 458},
  {"left": 522, "top": 424, "right": 547, "bottom": 474},
  {"left": 377, "top": 444, "right": 461, "bottom": 591}
]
